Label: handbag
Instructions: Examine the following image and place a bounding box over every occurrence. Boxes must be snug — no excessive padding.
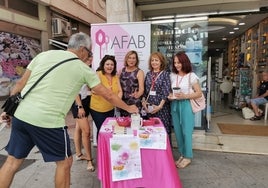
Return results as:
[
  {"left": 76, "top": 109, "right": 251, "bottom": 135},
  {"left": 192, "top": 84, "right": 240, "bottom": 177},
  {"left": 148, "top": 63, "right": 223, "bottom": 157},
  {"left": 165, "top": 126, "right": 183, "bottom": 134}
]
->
[
  {"left": 242, "top": 107, "right": 254, "bottom": 119},
  {"left": 1, "top": 57, "right": 78, "bottom": 116},
  {"left": 190, "top": 94, "right": 206, "bottom": 113},
  {"left": 188, "top": 73, "right": 206, "bottom": 113},
  {"left": 1, "top": 93, "right": 22, "bottom": 116}
]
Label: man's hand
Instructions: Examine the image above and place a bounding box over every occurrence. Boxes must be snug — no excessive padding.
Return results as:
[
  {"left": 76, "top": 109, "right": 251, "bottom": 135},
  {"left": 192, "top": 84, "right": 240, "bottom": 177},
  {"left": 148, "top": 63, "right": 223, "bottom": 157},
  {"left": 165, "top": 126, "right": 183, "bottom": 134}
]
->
[
  {"left": 0, "top": 112, "right": 11, "bottom": 127},
  {"left": 127, "top": 105, "right": 139, "bottom": 114}
]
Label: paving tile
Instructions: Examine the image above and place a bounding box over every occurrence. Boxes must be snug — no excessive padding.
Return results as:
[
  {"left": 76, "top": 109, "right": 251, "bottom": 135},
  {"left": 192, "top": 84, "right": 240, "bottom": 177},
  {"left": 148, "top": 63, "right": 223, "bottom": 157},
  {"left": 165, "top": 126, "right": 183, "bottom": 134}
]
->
[{"left": 0, "top": 101, "right": 268, "bottom": 188}]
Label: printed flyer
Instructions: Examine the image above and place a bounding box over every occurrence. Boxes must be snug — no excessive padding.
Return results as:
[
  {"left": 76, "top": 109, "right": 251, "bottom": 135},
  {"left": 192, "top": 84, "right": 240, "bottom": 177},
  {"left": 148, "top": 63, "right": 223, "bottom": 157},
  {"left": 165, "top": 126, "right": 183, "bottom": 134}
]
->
[
  {"left": 110, "top": 135, "right": 142, "bottom": 181},
  {"left": 138, "top": 126, "right": 167, "bottom": 150}
]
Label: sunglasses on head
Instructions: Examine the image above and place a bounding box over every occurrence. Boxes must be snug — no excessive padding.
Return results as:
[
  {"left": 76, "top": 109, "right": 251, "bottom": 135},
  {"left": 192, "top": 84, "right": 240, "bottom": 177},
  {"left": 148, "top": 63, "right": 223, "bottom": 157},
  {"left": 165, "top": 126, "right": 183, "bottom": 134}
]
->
[{"left": 103, "top": 55, "right": 115, "bottom": 60}]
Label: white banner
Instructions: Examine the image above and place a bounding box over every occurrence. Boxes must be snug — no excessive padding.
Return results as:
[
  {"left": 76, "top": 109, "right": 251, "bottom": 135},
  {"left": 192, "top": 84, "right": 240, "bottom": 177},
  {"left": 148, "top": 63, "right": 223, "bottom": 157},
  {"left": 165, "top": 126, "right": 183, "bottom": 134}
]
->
[{"left": 91, "top": 22, "right": 151, "bottom": 72}]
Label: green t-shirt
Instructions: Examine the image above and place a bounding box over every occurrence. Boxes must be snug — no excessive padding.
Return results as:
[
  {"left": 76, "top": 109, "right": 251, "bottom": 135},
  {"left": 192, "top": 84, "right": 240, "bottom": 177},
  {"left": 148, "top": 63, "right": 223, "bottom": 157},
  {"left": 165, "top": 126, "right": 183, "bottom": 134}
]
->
[{"left": 14, "top": 50, "right": 100, "bottom": 128}]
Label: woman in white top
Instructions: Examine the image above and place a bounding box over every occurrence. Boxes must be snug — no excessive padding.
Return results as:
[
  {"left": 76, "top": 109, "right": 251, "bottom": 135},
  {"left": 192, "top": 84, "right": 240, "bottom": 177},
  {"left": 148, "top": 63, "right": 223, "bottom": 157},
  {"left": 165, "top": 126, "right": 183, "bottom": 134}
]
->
[{"left": 168, "top": 51, "right": 203, "bottom": 169}]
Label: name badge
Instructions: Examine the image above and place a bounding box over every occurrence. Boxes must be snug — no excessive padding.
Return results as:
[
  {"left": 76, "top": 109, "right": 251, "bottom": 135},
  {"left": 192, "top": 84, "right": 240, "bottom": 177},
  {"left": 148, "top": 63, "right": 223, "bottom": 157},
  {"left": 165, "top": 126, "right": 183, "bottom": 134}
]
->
[{"left": 149, "top": 91, "right": 156, "bottom": 96}]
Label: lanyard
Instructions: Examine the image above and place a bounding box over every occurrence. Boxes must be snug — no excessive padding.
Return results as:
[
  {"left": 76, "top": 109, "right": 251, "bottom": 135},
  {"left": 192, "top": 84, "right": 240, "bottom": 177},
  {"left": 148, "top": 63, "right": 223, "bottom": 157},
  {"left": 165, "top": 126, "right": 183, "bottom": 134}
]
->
[
  {"left": 144, "top": 71, "right": 163, "bottom": 102},
  {"left": 151, "top": 71, "right": 163, "bottom": 91}
]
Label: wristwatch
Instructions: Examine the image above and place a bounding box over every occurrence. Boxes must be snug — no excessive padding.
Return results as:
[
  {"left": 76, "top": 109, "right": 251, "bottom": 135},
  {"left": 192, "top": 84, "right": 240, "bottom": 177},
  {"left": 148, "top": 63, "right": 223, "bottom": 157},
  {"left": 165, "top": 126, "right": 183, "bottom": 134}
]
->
[{"left": 77, "top": 105, "right": 83, "bottom": 109}]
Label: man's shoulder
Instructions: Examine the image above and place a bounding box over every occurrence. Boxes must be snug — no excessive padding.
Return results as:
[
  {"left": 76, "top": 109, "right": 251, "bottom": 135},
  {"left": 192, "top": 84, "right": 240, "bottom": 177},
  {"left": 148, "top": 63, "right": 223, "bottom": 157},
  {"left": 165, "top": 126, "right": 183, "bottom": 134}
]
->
[{"left": 38, "top": 50, "right": 75, "bottom": 57}]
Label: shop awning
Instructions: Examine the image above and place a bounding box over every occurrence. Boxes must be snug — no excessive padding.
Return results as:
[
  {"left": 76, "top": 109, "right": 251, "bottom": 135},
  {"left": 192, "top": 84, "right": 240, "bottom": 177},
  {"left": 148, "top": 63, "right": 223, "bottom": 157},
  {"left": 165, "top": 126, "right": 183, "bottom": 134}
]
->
[{"left": 49, "top": 39, "right": 67, "bottom": 50}]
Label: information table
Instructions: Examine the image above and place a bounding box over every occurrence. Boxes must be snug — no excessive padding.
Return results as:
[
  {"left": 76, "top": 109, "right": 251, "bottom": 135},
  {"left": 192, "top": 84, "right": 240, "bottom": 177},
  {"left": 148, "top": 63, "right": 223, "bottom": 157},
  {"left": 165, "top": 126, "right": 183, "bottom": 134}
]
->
[{"left": 97, "top": 117, "right": 182, "bottom": 188}]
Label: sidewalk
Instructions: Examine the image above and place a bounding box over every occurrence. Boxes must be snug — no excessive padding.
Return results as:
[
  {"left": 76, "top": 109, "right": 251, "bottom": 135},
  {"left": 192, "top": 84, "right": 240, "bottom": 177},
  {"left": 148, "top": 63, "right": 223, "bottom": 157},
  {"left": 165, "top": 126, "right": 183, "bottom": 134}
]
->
[
  {"left": 0, "top": 106, "right": 267, "bottom": 187},
  {"left": 0, "top": 125, "right": 267, "bottom": 187}
]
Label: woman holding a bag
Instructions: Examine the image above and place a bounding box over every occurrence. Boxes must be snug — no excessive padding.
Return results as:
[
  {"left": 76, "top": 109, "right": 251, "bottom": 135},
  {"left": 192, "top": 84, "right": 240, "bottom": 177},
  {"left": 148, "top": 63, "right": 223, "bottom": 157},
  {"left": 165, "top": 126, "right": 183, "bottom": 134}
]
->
[{"left": 168, "top": 51, "right": 203, "bottom": 169}]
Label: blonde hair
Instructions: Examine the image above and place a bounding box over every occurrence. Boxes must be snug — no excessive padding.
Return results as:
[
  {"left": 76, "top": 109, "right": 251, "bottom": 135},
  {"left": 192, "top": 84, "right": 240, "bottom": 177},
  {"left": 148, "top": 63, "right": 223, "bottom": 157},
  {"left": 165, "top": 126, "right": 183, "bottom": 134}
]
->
[{"left": 124, "top": 50, "right": 139, "bottom": 67}]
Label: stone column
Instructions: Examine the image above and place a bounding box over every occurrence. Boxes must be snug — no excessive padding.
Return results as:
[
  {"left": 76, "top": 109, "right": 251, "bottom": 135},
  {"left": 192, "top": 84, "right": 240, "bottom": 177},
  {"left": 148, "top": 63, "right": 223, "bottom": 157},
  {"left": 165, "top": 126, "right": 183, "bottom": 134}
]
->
[{"left": 106, "top": 0, "right": 141, "bottom": 22}]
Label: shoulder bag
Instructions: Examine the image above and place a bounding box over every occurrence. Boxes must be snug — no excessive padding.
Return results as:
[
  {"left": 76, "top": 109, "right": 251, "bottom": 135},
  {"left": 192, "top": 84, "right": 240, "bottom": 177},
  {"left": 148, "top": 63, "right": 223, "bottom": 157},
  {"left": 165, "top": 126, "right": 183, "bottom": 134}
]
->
[
  {"left": 1, "top": 57, "right": 79, "bottom": 116},
  {"left": 188, "top": 73, "right": 206, "bottom": 113}
]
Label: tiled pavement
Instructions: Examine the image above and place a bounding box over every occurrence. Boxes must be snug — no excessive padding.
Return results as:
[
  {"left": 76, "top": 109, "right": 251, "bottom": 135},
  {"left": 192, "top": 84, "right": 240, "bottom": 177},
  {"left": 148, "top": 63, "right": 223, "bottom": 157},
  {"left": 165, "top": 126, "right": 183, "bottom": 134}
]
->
[{"left": 0, "top": 103, "right": 268, "bottom": 187}]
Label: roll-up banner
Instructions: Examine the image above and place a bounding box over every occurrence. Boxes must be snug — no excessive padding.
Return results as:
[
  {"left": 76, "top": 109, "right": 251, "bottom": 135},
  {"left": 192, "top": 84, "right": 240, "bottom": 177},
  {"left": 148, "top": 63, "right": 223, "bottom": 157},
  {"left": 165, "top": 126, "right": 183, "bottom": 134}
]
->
[{"left": 91, "top": 22, "right": 151, "bottom": 72}]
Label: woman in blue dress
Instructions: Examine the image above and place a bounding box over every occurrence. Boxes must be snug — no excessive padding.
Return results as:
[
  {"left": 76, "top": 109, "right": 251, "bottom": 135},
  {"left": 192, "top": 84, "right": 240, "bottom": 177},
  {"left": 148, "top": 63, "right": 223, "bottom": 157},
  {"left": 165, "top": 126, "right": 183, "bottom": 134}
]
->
[{"left": 142, "top": 52, "right": 172, "bottom": 137}]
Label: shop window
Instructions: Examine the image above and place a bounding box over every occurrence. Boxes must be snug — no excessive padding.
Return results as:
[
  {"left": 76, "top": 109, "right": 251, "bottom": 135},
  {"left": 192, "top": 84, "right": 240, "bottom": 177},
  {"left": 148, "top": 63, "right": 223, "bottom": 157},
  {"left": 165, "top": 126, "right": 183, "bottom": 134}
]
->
[
  {"left": 8, "top": 0, "right": 38, "bottom": 18},
  {"left": 0, "top": 0, "right": 4, "bottom": 6},
  {"left": 151, "top": 20, "right": 208, "bottom": 79}
]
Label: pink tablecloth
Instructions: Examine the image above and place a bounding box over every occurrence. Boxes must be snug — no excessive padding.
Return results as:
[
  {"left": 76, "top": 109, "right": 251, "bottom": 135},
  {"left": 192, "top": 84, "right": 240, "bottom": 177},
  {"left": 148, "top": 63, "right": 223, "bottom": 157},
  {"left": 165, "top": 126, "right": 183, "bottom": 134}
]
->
[{"left": 97, "top": 118, "right": 183, "bottom": 188}]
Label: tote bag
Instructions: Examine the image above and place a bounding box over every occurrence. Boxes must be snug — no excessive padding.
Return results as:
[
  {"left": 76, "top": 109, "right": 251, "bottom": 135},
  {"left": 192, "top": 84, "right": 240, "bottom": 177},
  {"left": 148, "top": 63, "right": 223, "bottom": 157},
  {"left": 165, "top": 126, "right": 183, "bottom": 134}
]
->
[
  {"left": 190, "top": 94, "right": 206, "bottom": 113},
  {"left": 188, "top": 73, "right": 206, "bottom": 113}
]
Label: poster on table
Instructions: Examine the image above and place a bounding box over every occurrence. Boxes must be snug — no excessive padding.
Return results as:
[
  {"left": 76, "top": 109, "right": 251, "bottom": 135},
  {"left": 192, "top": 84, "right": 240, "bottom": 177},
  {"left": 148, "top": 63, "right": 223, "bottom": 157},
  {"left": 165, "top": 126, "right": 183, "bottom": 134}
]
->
[
  {"left": 90, "top": 22, "right": 151, "bottom": 72},
  {"left": 110, "top": 135, "right": 142, "bottom": 181},
  {"left": 138, "top": 126, "right": 167, "bottom": 149}
]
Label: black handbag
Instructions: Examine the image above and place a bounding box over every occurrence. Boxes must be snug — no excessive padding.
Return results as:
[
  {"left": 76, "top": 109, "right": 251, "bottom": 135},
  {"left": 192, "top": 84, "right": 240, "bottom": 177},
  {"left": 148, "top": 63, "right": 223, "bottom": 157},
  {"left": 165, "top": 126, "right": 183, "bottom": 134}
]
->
[
  {"left": 1, "top": 93, "right": 23, "bottom": 116},
  {"left": 1, "top": 57, "right": 78, "bottom": 116}
]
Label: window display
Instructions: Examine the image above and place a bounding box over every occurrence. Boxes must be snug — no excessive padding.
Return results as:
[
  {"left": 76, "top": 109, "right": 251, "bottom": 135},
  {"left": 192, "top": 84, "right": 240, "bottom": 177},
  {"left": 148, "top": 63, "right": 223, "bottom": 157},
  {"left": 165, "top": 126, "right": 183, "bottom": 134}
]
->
[{"left": 151, "top": 19, "right": 208, "bottom": 128}]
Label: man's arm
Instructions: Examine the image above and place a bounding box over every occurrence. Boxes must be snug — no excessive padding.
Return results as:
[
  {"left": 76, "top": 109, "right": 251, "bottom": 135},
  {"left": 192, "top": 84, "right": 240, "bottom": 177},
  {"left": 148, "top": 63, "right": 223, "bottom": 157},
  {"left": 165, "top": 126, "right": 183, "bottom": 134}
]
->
[
  {"left": 0, "top": 69, "right": 31, "bottom": 123},
  {"left": 10, "top": 69, "right": 31, "bottom": 95}
]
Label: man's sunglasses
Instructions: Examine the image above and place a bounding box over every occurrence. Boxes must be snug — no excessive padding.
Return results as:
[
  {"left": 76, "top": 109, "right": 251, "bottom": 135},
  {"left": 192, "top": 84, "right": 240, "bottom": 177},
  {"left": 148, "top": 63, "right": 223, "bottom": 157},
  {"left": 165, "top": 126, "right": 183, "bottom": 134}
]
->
[{"left": 84, "top": 47, "right": 93, "bottom": 57}]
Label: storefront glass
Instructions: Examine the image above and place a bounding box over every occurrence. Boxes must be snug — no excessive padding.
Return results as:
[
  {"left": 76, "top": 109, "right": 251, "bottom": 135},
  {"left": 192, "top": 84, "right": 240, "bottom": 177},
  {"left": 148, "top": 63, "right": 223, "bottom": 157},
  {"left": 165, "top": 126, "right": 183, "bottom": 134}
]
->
[{"left": 151, "top": 18, "right": 208, "bottom": 128}]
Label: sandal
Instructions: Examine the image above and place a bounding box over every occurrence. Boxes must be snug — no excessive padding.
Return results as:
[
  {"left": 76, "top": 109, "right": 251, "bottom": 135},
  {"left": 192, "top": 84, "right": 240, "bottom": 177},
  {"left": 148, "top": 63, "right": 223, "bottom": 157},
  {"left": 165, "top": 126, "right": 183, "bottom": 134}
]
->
[
  {"left": 75, "top": 153, "right": 85, "bottom": 161},
  {"left": 87, "top": 159, "right": 95, "bottom": 172},
  {"left": 177, "top": 158, "right": 191, "bottom": 169},
  {"left": 250, "top": 115, "right": 261, "bottom": 121},
  {"left": 175, "top": 156, "right": 184, "bottom": 166}
]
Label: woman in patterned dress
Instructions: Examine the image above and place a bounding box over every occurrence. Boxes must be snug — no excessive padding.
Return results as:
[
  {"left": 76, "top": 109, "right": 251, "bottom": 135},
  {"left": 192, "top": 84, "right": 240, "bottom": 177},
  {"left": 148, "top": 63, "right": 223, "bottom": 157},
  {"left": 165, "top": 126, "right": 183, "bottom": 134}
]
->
[
  {"left": 119, "top": 50, "right": 144, "bottom": 116},
  {"left": 142, "top": 52, "right": 172, "bottom": 138}
]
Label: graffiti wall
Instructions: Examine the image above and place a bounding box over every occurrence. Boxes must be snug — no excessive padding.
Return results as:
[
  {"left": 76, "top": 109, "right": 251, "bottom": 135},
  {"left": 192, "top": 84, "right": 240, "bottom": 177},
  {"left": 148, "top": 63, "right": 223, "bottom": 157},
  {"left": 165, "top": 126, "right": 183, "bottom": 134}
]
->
[
  {"left": 0, "top": 32, "right": 41, "bottom": 96},
  {"left": 0, "top": 31, "right": 41, "bottom": 79}
]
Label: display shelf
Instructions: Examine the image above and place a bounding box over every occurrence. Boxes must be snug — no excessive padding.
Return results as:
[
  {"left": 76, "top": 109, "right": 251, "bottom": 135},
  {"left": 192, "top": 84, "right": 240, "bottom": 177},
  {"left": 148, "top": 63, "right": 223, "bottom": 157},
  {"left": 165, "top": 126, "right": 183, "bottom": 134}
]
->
[
  {"left": 239, "top": 68, "right": 252, "bottom": 96},
  {"left": 231, "top": 68, "right": 252, "bottom": 109},
  {"left": 258, "top": 17, "right": 268, "bottom": 73},
  {"left": 228, "top": 38, "right": 240, "bottom": 82},
  {"left": 244, "top": 26, "right": 258, "bottom": 70},
  {"left": 228, "top": 17, "right": 268, "bottom": 101}
]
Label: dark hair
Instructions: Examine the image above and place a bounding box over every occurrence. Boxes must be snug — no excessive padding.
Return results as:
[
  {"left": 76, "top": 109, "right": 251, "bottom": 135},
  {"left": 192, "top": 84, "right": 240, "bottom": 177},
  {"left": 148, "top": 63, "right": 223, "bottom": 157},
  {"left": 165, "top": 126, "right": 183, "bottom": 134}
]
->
[
  {"left": 96, "top": 55, "right": 117, "bottom": 76},
  {"left": 124, "top": 50, "right": 139, "bottom": 67},
  {"left": 148, "top": 52, "right": 167, "bottom": 71},
  {"left": 172, "top": 51, "right": 192, "bottom": 74}
]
